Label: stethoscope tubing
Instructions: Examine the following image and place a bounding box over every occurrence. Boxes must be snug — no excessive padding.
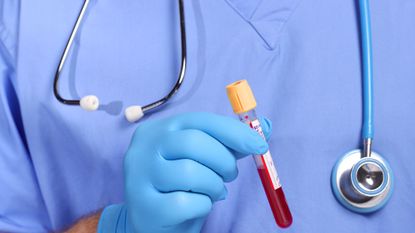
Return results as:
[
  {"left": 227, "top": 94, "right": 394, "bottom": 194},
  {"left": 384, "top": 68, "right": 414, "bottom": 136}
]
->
[{"left": 359, "top": 0, "right": 374, "bottom": 140}]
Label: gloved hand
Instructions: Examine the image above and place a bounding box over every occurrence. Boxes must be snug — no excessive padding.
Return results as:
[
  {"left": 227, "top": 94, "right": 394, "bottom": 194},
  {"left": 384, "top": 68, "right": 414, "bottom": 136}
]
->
[{"left": 98, "top": 112, "right": 272, "bottom": 233}]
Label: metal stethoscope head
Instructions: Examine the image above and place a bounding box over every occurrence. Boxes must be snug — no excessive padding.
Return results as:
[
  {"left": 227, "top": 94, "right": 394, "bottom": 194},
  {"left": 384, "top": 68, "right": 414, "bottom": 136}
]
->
[
  {"left": 332, "top": 140, "right": 393, "bottom": 213},
  {"left": 331, "top": 0, "right": 393, "bottom": 213},
  {"left": 53, "top": 0, "right": 187, "bottom": 123}
]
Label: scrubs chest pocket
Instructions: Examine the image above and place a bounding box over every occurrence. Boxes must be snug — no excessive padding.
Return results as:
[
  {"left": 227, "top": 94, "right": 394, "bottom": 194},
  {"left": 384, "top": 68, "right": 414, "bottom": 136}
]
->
[{"left": 225, "top": 0, "right": 302, "bottom": 50}]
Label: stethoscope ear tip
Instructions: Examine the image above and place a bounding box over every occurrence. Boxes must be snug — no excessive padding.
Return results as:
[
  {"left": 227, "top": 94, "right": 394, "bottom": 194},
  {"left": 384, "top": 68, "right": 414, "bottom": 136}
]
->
[
  {"left": 125, "top": 105, "right": 144, "bottom": 123},
  {"left": 80, "top": 95, "right": 100, "bottom": 111}
]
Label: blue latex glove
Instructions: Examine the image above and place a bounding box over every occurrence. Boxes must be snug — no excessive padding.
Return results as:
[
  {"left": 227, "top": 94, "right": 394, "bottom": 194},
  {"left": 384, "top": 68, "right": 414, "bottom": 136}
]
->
[{"left": 98, "top": 112, "right": 272, "bottom": 233}]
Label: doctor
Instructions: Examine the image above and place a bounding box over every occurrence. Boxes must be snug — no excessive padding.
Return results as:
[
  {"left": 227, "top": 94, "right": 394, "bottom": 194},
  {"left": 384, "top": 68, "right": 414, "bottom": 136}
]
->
[{"left": 1, "top": 0, "right": 414, "bottom": 232}]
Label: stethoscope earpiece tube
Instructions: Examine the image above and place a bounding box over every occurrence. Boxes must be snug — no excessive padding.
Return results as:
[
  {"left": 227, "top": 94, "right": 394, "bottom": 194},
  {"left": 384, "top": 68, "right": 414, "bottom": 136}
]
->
[
  {"left": 54, "top": 0, "right": 187, "bottom": 122},
  {"left": 331, "top": 0, "right": 393, "bottom": 213},
  {"left": 53, "top": 0, "right": 91, "bottom": 108}
]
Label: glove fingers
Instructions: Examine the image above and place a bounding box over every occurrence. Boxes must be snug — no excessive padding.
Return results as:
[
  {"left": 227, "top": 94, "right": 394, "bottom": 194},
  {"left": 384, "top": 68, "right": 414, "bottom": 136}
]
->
[
  {"left": 159, "top": 129, "right": 238, "bottom": 182},
  {"left": 231, "top": 117, "right": 273, "bottom": 158},
  {"left": 259, "top": 116, "right": 272, "bottom": 141},
  {"left": 152, "top": 157, "right": 227, "bottom": 202},
  {"left": 156, "top": 191, "right": 212, "bottom": 227},
  {"left": 170, "top": 112, "right": 268, "bottom": 157}
]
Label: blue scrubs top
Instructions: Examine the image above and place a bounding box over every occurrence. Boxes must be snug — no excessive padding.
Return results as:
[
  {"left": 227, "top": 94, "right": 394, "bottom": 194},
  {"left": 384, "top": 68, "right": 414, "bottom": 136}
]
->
[{"left": 1, "top": 0, "right": 415, "bottom": 232}]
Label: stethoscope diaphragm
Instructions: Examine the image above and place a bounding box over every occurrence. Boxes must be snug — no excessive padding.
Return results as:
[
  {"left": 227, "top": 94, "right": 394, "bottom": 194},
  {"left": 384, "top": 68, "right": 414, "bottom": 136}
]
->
[{"left": 332, "top": 150, "right": 393, "bottom": 213}]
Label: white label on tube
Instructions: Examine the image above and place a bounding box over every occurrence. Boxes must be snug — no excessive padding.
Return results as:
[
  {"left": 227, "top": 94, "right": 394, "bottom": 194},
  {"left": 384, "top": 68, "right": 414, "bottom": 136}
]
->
[
  {"left": 261, "top": 151, "right": 281, "bottom": 189},
  {"left": 250, "top": 119, "right": 281, "bottom": 190}
]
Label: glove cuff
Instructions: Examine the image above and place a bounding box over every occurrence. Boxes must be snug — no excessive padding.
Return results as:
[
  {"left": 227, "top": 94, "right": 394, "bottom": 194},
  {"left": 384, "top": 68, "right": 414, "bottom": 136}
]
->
[{"left": 97, "top": 204, "right": 129, "bottom": 233}]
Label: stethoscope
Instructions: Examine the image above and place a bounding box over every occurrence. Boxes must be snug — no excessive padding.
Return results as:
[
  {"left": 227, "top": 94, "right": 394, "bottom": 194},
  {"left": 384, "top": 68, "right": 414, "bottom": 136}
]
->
[
  {"left": 331, "top": 0, "right": 393, "bottom": 213},
  {"left": 54, "top": 0, "right": 187, "bottom": 123},
  {"left": 55, "top": 0, "right": 393, "bottom": 213}
]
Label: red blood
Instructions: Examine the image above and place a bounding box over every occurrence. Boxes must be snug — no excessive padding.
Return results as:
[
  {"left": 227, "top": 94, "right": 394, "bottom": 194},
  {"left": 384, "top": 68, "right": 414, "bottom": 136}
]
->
[{"left": 257, "top": 167, "right": 293, "bottom": 228}]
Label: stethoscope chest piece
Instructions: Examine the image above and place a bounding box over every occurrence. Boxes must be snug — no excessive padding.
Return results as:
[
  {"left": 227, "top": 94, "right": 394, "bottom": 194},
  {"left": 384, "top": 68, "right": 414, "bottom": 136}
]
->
[{"left": 331, "top": 150, "right": 393, "bottom": 213}]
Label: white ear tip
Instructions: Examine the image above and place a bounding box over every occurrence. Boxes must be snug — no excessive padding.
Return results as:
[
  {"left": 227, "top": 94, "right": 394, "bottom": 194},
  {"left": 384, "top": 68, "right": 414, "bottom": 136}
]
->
[
  {"left": 125, "top": 105, "right": 144, "bottom": 123},
  {"left": 80, "top": 95, "right": 99, "bottom": 111}
]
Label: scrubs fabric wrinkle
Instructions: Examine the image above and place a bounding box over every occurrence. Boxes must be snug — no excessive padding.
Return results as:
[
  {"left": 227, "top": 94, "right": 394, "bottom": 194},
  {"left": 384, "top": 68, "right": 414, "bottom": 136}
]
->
[
  {"left": 226, "top": 0, "right": 303, "bottom": 50},
  {"left": 0, "top": 0, "right": 414, "bottom": 232}
]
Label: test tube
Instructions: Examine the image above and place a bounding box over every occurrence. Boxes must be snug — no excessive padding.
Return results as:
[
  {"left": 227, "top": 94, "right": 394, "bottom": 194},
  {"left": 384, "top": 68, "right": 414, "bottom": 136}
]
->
[{"left": 226, "top": 80, "right": 293, "bottom": 228}]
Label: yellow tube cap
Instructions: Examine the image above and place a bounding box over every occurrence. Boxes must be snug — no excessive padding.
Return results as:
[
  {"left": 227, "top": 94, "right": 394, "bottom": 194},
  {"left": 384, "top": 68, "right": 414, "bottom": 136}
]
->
[{"left": 226, "top": 80, "right": 257, "bottom": 114}]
